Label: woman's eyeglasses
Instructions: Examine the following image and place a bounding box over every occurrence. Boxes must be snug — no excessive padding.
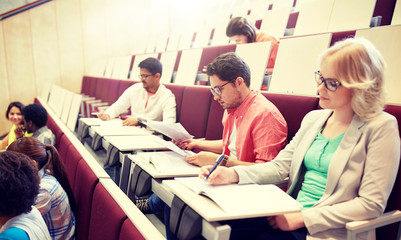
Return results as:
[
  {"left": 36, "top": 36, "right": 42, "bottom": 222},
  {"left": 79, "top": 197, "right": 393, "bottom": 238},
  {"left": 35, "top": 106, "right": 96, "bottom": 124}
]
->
[{"left": 315, "top": 70, "right": 341, "bottom": 92}]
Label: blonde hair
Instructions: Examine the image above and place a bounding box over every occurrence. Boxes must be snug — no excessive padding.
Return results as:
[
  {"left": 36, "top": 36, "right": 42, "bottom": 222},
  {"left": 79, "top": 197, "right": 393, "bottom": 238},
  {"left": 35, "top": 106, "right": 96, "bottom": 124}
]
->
[{"left": 319, "top": 37, "right": 386, "bottom": 121}]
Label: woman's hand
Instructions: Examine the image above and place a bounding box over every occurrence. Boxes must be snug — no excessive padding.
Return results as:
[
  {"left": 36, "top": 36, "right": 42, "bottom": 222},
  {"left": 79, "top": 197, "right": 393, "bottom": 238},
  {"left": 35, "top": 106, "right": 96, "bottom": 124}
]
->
[
  {"left": 199, "top": 166, "right": 239, "bottom": 185},
  {"left": 14, "top": 124, "right": 25, "bottom": 138},
  {"left": 267, "top": 213, "right": 305, "bottom": 231}
]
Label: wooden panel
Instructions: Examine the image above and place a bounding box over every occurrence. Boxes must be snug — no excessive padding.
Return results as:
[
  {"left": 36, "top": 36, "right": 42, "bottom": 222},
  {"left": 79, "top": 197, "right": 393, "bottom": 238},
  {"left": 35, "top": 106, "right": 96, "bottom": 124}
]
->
[
  {"left": 55, "top": 0, "right": 84, "bottom": 93},
  {"left": 260, "top": 6, "right": 292, "bottom": 38},
  {"left": 3, "top": 12, "right": 36, "bottom": 105},
  {"left": 392, "top": 0, "right": 401, "bottom": 25},
  {"left": 30, "top": 1, "right": 61, "bottom": 95},
  {"left": 327, "top": 0, "right": 377, "bottom": 32},
  {"left": 0, "top": 23, "right": 11, "bottom": 135},
  {"left": 269, "top": 33, "right": 332, "bottom": 96},
  {"left": 236, "top": 42, "right": 272, "bottom": 91},
  {"left": 356, "top": 25, "right": 401, "bottom": 104},
  {"left": 174, "top": 48, "right": 203, "bottom": 86},
  {"left": 294, "top": 0, "right": 335, "bottom": 36}
]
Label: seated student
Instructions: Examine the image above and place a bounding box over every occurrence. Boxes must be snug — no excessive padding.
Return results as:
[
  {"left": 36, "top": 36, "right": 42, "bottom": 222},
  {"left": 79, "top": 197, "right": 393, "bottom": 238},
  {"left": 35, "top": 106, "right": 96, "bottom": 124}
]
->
[
  {"left": 15, "top": 104, "right": 55, "bottom": 146},
  {"left": 0, "top": 102, "right": 32, "bottom": 150},
  {"left": 200, "top": 38, "right": 400, "bottom": 240},
  {"left": 226, "top": 16, "right": 279, "bottom": 71},
  {"left": 97, "top": 57, "right": 176, "bottom": 126},
  {"left": 137, "top": 53, "right": 287, "bottom": 229},
  {"left": 8, "top": 137, "right": 75, "bottom": 240},
  {"left": 0, "top": 151, "right": 51, "bottom": 240}
]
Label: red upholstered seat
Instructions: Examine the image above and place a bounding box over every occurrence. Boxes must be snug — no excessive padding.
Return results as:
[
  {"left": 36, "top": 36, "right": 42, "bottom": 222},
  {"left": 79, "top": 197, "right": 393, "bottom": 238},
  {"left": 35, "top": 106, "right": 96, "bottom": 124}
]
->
[
  {"left": 64, "top": 145, "right": 83, "bottom": 190},
  {"left": 205, "top": 97, "right": 224, "bottom": 140},
  {"left": 165, "top": 84, "right": 185, "bottom": 122},
  {"left": 46, "top": 115, "right": 63, "bottom": 149},
  {"left": 88, "top": 183, "right": 127, "bottom": 240},
  {"left": 377, "top": 105, "right": 401, "bottom": 239},
  {"left": 74, "top": 160, "right": 98, "bottom": 240},
  {"left": 118, "top": 218, "right": 146, "bottom": 240},
  {"left": 179, "top": 86, "right": 212, "bottom": 139},
  {"left": 57, "top": 134, "right": 72, "bottom": 163},
  {"left": 262, "top": 93, "right": 319, "bottom": 142}
]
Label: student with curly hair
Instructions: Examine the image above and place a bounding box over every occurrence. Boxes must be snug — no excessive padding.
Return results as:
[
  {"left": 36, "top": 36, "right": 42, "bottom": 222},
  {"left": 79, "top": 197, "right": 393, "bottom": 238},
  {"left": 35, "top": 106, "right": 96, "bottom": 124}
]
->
[
  {"left": 0, "top": 151, "right": 51, "bottom": 240},
  {"left": 8, "top": 137, "right": 75, "bottom": 240}
]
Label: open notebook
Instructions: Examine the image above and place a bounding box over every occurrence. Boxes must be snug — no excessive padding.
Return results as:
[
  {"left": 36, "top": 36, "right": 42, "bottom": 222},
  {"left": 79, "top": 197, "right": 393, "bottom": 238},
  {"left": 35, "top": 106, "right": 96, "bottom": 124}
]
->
[
  {"left": 136, "top": 152, "right": 200, "bottom": 174},
  {"left": 175, "top": 177, "right": 302, "bottom": 215}
]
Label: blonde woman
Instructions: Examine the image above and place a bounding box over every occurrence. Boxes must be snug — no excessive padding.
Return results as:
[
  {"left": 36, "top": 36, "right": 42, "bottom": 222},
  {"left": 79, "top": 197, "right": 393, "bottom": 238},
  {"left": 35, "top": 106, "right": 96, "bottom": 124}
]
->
[{"left": 201, "top": 38, "right": 400, "bottom": 240}]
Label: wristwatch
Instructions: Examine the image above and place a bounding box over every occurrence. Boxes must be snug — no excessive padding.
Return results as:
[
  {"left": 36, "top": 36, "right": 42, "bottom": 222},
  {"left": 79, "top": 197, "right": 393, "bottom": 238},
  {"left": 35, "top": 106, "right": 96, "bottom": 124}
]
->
[{"left": 219, "top": 154, "right": 229, "bottom": 166}]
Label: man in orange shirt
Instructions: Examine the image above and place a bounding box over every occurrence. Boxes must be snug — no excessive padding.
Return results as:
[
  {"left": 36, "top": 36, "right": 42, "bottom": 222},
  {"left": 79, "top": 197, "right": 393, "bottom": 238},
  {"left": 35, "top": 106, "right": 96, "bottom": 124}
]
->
[{"left": 177, "top": 52, "right": 287, "bottom": 167}]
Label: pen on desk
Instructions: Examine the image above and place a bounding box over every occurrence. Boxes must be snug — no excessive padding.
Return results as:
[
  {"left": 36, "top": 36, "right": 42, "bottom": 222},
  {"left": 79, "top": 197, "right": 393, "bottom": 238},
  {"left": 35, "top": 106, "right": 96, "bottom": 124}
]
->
[{"left": 204, "top": 154, "right": 225, "bottom": 180}]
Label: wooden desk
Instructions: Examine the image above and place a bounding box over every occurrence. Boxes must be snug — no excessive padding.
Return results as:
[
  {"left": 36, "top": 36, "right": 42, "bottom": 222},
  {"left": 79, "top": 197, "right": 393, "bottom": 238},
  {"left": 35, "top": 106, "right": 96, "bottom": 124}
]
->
[
  {"left": 163, "top": 180, "right": 301, "bottom": 222},
  {"left": 104, "top": 135, "right": 168, "bottom": 152}
]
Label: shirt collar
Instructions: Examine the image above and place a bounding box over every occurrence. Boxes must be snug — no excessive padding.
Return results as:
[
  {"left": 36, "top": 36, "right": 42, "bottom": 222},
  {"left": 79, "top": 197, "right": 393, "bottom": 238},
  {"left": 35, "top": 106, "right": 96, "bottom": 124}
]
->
[
  {"left": 32, "top": 126, "right": 48, "bottom": 138},
  {"left": 226, "top": 90, "right": 258, "bottom": 116}
]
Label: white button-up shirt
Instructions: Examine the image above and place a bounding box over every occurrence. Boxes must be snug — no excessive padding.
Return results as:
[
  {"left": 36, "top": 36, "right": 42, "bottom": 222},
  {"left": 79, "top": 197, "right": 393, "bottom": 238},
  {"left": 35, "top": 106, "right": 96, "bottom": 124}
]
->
[{"left": 105, "top": 83, "right": 176, "bottom": 123}]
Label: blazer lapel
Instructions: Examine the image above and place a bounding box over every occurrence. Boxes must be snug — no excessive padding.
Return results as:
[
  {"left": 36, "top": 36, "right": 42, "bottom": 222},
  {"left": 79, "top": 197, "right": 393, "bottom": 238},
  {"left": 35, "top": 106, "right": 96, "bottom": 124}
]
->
[
  {"left": 289, "top": 110, "right": 332, "bottom": 193},
  {"left": 318, "top": 114, "right": 366, "bottom": 204}
]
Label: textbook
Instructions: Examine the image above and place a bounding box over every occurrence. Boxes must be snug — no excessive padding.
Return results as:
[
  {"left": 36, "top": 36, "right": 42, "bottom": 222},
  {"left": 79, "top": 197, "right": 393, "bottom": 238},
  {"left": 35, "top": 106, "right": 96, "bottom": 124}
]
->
[
  {"left": 136, "top": 152, "right": 200, "bottom": 174},
  {"left": 175, "top": 177, "right": 302, "bottom": 214}
]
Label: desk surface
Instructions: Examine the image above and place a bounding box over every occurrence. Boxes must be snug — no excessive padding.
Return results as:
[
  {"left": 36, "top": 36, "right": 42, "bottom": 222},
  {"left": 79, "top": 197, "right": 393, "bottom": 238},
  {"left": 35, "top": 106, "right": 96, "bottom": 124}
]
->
[
  {"left": 128, "top": 152, "right": 200, "bottom": 178},
  {"left": 163, "top": 180, "right": 301, "bottom": 222},
  {"left": 104, "top": 135, "right": 168, "bottom": 151},
  {"left": 79, "top": 117, "right": 123, "bottom": 126},
  {"left": 92, "top": 125, "right": 152, "bottom": 136}
]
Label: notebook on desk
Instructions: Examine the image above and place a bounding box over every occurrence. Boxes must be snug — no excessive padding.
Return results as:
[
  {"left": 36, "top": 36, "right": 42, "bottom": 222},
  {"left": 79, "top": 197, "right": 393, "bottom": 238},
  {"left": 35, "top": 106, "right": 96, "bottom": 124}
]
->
[
  {"left": 175, "top": 177, "right": 302, "bottom": 215},
  {"left": 136, "top": 152, "right": 200, "bottom": 174}
]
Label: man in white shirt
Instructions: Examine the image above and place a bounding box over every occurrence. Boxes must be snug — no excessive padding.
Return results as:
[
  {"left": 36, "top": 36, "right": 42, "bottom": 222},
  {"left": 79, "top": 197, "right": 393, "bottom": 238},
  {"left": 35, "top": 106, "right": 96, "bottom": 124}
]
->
[{"left": 97, "top": 57, "right": 176, "bottom": 125}]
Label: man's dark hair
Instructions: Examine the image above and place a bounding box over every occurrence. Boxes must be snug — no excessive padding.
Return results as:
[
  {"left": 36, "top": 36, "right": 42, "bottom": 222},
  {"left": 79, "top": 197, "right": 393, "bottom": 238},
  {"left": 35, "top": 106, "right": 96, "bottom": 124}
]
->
[
  {"left": 226, "top": 17, "right": 256, "bottom": 43},
  {"left": 5, "top": 101, "right": 25, "bottom": 120},
  {"left": 22, "top": 104, "right": 48, "bottom": 128},
  {"left": 206, "top": 52, "right": 251, "bottom": 87},
  {"left": 0, "top": 151, "right": 40, "bottom": 217},
  {"left": 138, "top": 57, "right": 163, "bottom": 76}
]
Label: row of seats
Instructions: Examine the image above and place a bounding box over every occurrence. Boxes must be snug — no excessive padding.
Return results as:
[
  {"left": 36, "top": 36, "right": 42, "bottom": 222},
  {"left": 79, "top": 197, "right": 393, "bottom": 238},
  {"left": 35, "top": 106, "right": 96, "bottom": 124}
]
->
[
  {"left": 77, "top": 76, "right": 401, "bottom": 239},
  {"left": 141, "top": 0, "right": 399, "bottom": 53},
  {"left": 34, "top": 98, "right": 163, "bottom": 240}
]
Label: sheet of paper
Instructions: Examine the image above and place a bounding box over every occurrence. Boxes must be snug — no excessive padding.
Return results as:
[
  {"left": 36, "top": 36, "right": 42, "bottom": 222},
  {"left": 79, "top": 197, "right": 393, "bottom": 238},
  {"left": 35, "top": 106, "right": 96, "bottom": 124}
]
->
[
  {"left": 175, "top": 177, "right": 302, "bottom": 213},
  {"left": 99, "top": 118, "right": 123, "bottom": 127},
  {"left": 153, "top": 138, "right": 195, "bottom": 157},
  {"left": 137, "top": 152, "right": 200, "bottom": 174},
  {"left": 145, "top": 120, "right": 193, "bottom": 141}
]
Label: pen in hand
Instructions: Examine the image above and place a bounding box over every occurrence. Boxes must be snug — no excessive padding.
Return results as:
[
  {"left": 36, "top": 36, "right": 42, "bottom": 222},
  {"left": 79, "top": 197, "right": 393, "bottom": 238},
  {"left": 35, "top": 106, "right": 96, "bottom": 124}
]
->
[{"left": 204, "top": 154, "right": 225, "bottom": 180}]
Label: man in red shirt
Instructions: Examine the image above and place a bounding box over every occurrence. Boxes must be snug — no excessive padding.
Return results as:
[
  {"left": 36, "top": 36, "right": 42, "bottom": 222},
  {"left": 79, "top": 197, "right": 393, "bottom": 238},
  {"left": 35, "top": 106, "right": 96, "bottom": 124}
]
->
[
  {"left": 136, "top": 52, "right": 288, "bottom": 214},
  {"left": 177, "top": 52, "right": 287, "bottom": 167}
]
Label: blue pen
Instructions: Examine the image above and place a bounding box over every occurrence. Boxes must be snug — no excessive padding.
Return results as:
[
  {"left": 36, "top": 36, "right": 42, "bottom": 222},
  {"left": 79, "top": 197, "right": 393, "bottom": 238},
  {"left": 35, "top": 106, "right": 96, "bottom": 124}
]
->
[{"left": 205, "top": 154, "right": 225, "bottom": 180}]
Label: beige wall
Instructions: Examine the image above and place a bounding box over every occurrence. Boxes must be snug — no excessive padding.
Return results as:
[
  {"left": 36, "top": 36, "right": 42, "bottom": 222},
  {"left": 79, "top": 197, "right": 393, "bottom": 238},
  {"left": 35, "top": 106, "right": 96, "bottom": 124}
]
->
[{"left": 0, "top": 0, "right": 149, "bottom": 135}]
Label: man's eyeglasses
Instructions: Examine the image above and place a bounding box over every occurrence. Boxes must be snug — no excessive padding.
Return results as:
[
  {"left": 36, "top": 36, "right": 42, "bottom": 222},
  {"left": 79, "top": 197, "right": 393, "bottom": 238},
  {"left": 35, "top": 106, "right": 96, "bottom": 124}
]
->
[
  {"left": 138, "top": 74, "right": 155, "bottom": 80},
  {"left": 315, "top": 70, "right": 341, "bottom": 92},
  {"left": 210, "top": 79, "right": 235, "bottom": 96}
]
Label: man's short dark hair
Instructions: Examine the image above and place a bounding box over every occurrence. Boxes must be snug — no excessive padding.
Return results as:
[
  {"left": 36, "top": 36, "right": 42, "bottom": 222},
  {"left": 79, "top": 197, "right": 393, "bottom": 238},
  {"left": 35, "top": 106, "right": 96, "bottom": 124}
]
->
[
  {"left": 22, "top": 104, "right": 48, "bottom": 128},
  {"left": 5, "top": 101, "right": 24, "bottom": 120},
  {"left": 138, "top": 57, "right": 163, "bottom": 76},
  {"left": 206, "top": 52, "right": 251, "bottom": 87},
  {"left": 0, "top": 151, "right": 40, "bottom": 217},
  {"left": 226, "top": 17, "right": 256, "bottom": 43}
]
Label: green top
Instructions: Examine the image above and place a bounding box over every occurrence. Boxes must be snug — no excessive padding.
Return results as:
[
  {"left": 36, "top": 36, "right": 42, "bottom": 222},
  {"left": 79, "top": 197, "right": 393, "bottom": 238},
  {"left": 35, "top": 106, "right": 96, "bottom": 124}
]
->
[{"left": 296, "top": 131, "right": 344, "bottom": 209}]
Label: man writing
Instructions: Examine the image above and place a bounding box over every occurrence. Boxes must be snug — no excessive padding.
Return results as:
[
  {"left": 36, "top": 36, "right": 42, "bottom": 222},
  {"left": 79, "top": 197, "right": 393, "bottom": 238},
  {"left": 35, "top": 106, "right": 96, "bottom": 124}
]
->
[
  {"left": 137, "top": 53, "right": 288, "bottom": 216},
  {"left": 177, "top": 52, "right": 287, "bottom": 166},
  {"left": 97, "top": 57, "right": 176, "bottom": 125}
]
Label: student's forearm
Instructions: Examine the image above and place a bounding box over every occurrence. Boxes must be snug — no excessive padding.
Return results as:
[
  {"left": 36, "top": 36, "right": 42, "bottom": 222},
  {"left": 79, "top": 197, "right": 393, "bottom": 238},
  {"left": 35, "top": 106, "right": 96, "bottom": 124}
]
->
[
  {"left": 196, "top": 139, "right": 223, "bottom": 153},
  {"left": 225, "top": 158, "right": 257, "bottom": 167}
]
